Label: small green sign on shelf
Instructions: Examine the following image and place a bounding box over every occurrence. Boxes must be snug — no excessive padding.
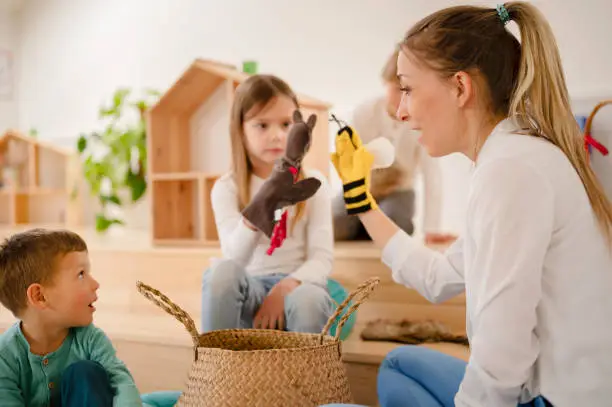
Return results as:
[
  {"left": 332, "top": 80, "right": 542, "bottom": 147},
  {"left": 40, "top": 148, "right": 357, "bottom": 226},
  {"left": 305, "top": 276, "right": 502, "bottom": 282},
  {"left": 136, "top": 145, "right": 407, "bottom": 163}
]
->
[{"left": 242, "top": 60, "right": 258, "bottom": 74}]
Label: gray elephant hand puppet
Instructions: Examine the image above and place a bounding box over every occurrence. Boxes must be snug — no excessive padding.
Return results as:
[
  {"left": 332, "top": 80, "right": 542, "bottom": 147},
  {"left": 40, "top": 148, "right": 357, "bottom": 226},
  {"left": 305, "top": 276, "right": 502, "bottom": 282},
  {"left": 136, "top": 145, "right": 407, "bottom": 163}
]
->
[{"left": 241, "top": 110, "right": 321, "bottom": 238}]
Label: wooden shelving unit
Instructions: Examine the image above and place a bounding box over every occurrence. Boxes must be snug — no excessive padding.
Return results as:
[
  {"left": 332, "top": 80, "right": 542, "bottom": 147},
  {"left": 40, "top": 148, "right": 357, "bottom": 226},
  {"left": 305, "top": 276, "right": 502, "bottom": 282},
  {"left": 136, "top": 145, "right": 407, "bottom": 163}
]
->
[
  {"left": 0, "top": 130, "right": 81, "bottom": 227},
  {"left": 146, "top": 58, "right": 332, "bottom": 246}
]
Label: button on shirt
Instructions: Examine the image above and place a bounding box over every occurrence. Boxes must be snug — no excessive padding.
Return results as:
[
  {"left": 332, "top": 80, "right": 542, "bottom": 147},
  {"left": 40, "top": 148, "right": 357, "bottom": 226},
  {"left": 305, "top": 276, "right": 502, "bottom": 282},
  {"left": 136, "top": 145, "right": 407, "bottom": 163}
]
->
[{"left": 381, "top": 118, "right": 612, "bottom": 406}]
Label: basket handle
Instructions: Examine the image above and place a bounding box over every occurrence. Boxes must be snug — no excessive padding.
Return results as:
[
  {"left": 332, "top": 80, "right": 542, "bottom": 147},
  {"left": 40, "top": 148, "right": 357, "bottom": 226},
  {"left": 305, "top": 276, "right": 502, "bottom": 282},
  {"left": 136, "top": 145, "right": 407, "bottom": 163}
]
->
[
  {"left": 584, "top": 99, "right": 612, "bottom": 135},
  {"left": 320, "top": 277, "right": 380, "bottom": 343},
  {"left": 584, "top": 100, "right": 612, "bottom": 158},
  {"left": 136, "top": 280, "right": 200, "bottom": 347}
]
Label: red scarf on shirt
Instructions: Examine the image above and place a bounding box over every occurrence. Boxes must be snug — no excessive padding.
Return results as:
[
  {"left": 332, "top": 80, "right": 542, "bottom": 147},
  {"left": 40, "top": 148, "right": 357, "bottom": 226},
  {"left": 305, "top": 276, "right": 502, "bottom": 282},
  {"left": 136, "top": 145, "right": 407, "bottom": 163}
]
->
[{"left": 267, "top": 165, "right": 299, "bottom": 255}]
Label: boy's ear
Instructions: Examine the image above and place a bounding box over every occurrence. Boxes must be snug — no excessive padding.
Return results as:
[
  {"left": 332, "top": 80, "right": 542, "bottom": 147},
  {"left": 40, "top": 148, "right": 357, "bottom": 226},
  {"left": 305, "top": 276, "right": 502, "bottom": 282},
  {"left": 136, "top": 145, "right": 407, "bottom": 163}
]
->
[{"left": 26, "top": 283, "right": 47, "bottom": 309}]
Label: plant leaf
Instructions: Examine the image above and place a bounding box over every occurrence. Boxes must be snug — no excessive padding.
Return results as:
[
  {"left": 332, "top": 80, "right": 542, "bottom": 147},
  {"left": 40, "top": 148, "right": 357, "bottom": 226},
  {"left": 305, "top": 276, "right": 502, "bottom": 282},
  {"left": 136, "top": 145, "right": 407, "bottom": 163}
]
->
[
  {"left": 95, "top": 214, "right": 124, "bottom": 232},
  {"left": 80, "top": 86, "right": 160, "bottom": 233},
  {"left": 145, "top": 88, "right": 162, "bottom": 97},
  {"left": 76, "top": 134, "right": 88, "bottom": 153},
  {"left": 100, "top": 194, "right": 122, "bottom": 206},
  {"left": 126, "top": 170, "right": 147, "bottom": 202},
  {"left": 113, "top": 88, "right": 130, "bottom": 109}
]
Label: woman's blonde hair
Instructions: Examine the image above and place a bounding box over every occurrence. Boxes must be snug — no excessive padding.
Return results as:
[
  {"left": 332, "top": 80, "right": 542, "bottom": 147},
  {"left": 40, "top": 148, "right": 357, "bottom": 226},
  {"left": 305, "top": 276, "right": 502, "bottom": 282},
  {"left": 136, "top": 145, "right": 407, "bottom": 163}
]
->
[
  {"left": 229, "top": 74, "right": 306, "bottom": 232},
  {"left": 401, "top": 1, "right": 612, "bottom": 245}
]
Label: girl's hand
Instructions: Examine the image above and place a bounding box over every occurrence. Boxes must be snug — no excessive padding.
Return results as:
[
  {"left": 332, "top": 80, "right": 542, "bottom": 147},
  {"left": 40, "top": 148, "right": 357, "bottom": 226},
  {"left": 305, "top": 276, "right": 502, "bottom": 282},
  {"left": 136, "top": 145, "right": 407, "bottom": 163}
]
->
[
  {"left": 253, "top": 277, "right": 300, "bottom": 330},
  {"left": 241, "top": 111, "right": 321, "bottom": 238},
  {"left": 424, "top": 232, "right": 458, "bottom": 245},
  {"left": 242, "top": 169, "right": 321, "bottom": 237},
  {"left": 242, "top": 217, "right": 258, "bottom": 231},
  {"left": 273, "top": 277, "right": 301, "bottom": 295}
]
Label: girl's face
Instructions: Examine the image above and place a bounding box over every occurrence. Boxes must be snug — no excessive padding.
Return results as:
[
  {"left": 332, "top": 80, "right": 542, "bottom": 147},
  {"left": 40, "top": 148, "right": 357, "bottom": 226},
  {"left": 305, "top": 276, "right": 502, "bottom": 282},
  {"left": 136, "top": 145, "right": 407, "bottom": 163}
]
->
[
  {"left": 243, "top": 95, "right": 296, "bottom": 174},
  {"left": 395, "top": 49, "right": 469, "bottom": 157}
]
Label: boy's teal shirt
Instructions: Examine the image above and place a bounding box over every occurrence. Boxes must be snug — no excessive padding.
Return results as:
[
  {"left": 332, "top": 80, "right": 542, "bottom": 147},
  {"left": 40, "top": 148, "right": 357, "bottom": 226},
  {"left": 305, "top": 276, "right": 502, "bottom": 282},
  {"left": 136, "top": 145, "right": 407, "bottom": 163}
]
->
[{"left": 0, "top": 321, "right": 143, "bottom": 407}]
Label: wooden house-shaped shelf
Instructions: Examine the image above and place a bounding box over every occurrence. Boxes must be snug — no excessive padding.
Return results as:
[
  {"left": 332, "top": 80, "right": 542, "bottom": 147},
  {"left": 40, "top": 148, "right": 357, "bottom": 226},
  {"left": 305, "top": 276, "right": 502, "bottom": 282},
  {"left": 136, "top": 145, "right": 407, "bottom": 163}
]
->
[
  {"left": 147, "top": 58, "right": 332, "bottom": 246},
  {"left": 0, "top": 130, "right": 80, "bottom": 226}
]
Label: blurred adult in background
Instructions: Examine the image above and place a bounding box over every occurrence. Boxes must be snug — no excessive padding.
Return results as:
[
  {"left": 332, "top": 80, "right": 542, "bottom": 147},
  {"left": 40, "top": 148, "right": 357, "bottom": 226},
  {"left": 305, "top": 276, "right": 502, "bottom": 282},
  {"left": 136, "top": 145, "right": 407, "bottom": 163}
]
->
[{"left": 332, "top": 49, "right": 455, "bottom": 244}]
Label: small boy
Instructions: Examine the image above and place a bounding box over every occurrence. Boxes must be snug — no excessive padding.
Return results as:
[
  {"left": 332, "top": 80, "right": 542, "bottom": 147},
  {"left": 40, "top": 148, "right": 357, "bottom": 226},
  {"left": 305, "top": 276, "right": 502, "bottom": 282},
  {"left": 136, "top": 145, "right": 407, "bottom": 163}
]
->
[{"left": 0, "top": 228, "right": 143, "bottom": 407}]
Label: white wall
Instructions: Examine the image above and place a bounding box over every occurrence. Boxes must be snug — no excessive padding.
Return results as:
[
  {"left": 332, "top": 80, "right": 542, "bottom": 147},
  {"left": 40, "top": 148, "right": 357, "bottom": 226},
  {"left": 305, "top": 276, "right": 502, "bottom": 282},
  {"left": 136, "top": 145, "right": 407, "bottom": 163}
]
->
[
  {"left": 0, "top": 0, "right": 19, "bottom": 131},
  {"left": 8, "top": 0, "right": 612, "bottom": 233}
]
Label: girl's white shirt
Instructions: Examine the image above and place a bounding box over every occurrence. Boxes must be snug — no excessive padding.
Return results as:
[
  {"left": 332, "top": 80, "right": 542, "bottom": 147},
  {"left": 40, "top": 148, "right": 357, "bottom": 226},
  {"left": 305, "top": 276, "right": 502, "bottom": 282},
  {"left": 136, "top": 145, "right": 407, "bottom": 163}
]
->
[
  {"left": 210, "top": 168, "right": 333, "bottom": 287},
  {"left": 381, "top": 118, "right": 612, "bottom": 407}
]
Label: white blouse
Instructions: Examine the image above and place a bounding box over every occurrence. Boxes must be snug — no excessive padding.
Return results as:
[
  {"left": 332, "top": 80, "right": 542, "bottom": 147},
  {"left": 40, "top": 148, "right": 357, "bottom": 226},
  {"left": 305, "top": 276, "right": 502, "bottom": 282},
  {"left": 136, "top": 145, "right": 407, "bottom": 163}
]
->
[{"left": 381, "top": 118, "right": 612, "bottom": 406}]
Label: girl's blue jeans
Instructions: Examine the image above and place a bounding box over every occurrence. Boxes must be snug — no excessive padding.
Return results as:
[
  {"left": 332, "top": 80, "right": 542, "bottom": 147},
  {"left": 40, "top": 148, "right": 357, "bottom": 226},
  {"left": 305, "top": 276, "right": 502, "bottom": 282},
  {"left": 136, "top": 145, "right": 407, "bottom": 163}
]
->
[
  {"left": 201, "top": 259, "right": 335, "bottom": 333},
  {"left": 321, "top": 345, "right": 553, "bottom": 407}
]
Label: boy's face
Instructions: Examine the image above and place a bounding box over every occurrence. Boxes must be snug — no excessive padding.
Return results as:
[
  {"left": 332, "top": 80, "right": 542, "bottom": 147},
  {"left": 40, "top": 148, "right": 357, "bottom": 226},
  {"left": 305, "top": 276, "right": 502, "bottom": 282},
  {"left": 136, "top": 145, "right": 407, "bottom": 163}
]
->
[{"left": 39, "top": 251, "right": 99, "bottom": 328}]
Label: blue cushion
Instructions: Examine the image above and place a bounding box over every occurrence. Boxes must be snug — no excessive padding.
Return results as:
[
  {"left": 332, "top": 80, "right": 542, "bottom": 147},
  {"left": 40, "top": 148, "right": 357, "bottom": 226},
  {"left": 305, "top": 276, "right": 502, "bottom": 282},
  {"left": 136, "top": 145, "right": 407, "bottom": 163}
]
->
[
  {"left": 141, "top": 391, "right": 181, "bottom": 407},
  {"left": 326, "top": 278, "right": 356, "bottom": 341}
]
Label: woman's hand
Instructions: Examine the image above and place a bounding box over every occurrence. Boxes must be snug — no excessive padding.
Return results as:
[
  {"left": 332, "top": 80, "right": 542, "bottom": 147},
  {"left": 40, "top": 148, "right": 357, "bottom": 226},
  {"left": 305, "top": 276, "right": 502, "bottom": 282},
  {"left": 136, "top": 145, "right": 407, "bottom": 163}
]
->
[
  {"left": 330, "top": 126, "right": 377, "bottom": 214},
  {"left": 253, "top": 277, "right": 301, "bottom": 330}
]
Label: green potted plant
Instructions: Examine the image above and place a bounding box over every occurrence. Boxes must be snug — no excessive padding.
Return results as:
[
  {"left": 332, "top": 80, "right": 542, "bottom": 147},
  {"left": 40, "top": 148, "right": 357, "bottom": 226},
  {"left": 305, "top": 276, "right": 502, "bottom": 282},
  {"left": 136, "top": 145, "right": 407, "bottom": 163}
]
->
[{"left": 76, "top": 87, "right": 160, "bottom": 232}]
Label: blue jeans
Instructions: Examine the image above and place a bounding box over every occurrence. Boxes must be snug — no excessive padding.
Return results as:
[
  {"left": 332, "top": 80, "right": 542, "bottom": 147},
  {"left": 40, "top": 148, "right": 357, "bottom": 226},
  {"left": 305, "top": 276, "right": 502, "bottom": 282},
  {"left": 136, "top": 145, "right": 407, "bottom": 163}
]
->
[
  {"left": 201, "top": 259, "right": 335, "bottom": 333},
  {"left": 51, "top": 360, "right": 113, "bottom": 407},
  {"left": 321, "top": 346, "right": 553, "bottom": 407}
]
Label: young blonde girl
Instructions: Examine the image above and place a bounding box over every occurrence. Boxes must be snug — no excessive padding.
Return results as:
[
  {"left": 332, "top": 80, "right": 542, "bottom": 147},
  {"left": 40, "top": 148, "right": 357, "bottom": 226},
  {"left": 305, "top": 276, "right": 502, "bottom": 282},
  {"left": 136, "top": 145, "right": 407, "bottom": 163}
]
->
[
  {"left": 326, "top": 2, "right": 612, "bottom": 407},
  {"left": 202, "top": 74, "right": 335, "bottom": 334}
]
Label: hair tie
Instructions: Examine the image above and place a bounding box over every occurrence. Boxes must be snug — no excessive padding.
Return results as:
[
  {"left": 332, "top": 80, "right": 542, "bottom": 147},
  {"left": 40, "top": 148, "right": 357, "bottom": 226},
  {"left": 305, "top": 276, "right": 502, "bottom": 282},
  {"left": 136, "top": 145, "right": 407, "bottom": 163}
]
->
[{"left": 496, "top": 4, "right": 511, "bottom": 25}]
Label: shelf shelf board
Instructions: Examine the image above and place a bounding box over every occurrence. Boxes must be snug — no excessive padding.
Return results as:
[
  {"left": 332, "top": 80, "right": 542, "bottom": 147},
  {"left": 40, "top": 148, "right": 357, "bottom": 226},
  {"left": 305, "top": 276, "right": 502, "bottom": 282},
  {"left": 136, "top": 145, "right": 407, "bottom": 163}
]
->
[
  {"left": 152, "top": 238, "right": 209, "bottom": 247},
  {"left": 152, "top": 238, "right": 221, "bottom": 247},
  {"left": 151, "top": 172, "right": 201, "bottom": 181},
  {"left": 18, "top": 188, "right": 67, "bottom": 195},
  {"left": 150, "top": 172, "right": 201, "bottom": 181},
  {"left": 0, "top": 187, "right": 68, "bottom": 196},
  {"left": 150, "top": 172, "right": 221, "bottom": 182}
]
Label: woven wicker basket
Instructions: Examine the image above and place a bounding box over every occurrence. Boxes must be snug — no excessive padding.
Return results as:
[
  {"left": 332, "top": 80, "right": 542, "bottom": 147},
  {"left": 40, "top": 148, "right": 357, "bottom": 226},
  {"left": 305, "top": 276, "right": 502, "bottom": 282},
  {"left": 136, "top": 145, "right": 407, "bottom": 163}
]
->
[{"left": 136, "top": 277, "right": 379, "bottom": 407}]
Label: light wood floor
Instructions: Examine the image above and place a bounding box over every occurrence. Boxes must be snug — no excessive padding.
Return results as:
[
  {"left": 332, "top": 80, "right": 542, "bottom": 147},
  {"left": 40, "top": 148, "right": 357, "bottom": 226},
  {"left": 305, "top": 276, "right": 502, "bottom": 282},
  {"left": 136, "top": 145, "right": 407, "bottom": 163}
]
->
[{"left": 0, "top": 225, "right": 469, "bottom": 406}]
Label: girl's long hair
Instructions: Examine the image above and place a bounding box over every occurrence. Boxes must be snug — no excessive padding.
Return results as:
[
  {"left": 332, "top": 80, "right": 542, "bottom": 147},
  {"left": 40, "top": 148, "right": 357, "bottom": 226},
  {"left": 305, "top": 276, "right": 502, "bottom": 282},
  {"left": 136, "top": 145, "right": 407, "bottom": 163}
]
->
[{"left": 229, "top": 74, "right": 306, "bottom": 232}]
